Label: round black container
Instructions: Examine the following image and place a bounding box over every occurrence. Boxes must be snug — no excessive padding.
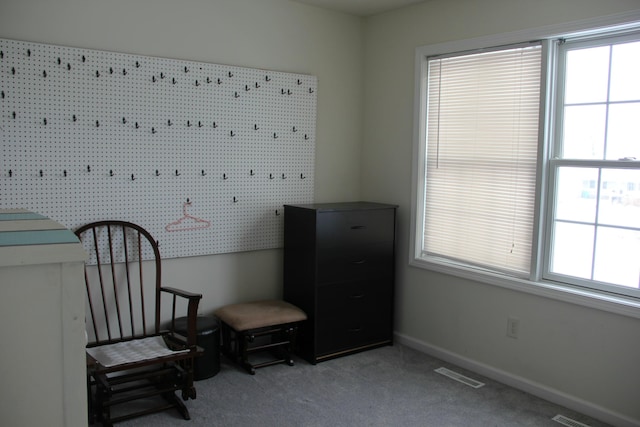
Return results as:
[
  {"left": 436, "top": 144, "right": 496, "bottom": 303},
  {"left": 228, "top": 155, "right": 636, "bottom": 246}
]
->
[{"left": 174, "top": 316, "right": 220, "bottom": 380}]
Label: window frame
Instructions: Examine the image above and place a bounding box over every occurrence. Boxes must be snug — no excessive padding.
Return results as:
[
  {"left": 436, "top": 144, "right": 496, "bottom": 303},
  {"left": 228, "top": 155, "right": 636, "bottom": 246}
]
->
[
  {"left": 410, "top": 10, "right": 640, "bottom": 318},
  {"left": 543, "top": 32, "right": 640, "bottom": 295},
  {"left": 416, "top": 40, "right": 546, "bottom": 278}
]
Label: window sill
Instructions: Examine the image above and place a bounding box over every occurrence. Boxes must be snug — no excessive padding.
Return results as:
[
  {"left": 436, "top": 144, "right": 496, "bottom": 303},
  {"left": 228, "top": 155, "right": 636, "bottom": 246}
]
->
[{"left": 409, "top": 257, "right": 640, "bottom": 319}]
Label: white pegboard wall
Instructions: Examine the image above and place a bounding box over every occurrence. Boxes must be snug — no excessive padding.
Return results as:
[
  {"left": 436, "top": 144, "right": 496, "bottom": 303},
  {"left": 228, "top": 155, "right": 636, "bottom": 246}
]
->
[{"left": 0, "top": 38, "right": 316, "bottom": 260}]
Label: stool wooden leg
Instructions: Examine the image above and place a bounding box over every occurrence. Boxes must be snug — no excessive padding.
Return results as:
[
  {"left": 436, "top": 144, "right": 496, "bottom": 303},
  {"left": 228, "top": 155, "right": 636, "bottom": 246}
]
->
[
  {"left": 220, "top": 322, "right": 233, "bottom": 358},
  {"left": 284, "top": 325, "right": 298, "bottom": 366},
  {"left": 240, "top": 332, "right": 256, "bottom": 375}
]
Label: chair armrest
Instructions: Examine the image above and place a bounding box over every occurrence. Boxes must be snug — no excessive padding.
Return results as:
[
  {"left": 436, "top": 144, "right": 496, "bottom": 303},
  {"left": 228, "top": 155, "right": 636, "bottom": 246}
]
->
[
  {"left": 161, "top": 286, "right": 202, "bottom": 301},
  {"left": 161, "top": 287, "right": 202, "bottom": 348}
]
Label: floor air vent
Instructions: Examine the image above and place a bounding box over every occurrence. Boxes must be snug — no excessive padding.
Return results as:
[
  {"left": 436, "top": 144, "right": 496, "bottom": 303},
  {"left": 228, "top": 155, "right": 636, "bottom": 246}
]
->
[
  {"left": 552, "top": 415, "right": 591, "bottom": 427},
  {"left": 434, "top": 367, "right": 485, "bottom": 389}
]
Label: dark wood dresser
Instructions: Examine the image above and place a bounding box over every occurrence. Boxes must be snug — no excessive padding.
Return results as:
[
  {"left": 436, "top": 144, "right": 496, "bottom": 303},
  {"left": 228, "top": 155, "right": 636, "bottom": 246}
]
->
[{"left": 283, "top": 202, "right": 397, "bottom": 364}]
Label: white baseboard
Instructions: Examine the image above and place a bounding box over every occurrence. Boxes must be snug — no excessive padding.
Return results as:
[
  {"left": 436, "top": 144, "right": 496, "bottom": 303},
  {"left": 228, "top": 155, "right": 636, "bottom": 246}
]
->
[{"left": 394, "top": 332, "right": 639, "bottom": 427}]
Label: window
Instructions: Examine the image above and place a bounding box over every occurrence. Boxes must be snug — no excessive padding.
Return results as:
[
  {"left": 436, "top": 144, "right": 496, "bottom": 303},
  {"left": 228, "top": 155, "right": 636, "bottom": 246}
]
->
[
  {"left": 413, "top": 24, "right": 640, "bottom": 302},
  {"left": 422, "top": 44, "right": 542, "bottom": 277},
  {"left": 545, "top": 34, "right": 640, "bottom": 295}
]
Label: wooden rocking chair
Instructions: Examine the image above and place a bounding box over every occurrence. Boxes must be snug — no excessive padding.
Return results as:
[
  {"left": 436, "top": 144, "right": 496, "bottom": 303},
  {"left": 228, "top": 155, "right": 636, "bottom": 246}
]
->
[{"left": 76, "top": 221, "right": 203, "bottom": 426}]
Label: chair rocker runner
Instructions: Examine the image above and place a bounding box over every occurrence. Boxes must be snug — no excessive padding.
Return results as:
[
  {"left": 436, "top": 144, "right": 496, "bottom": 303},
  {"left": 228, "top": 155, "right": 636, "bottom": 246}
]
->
[{"left": 76, "top": 220, "right": 203, "bottom": 425}]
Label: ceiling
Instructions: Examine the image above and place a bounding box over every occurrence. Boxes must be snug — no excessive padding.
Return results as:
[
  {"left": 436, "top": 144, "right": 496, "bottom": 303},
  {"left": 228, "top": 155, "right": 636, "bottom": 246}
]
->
[{"left": 291, "top": 0, "right": 428, "bottom": 16}]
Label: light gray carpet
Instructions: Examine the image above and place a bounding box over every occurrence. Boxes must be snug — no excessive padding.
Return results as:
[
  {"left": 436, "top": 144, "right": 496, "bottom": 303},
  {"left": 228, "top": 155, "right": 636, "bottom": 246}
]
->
[{"left": 116, "top": 344, "right": 610, "bottom": 427}]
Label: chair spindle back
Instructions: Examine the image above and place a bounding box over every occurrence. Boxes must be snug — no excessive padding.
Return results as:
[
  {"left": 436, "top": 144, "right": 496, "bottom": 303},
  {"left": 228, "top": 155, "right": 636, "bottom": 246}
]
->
[{"left": 76, "top": 221, "right": 162, "bottom": 346}]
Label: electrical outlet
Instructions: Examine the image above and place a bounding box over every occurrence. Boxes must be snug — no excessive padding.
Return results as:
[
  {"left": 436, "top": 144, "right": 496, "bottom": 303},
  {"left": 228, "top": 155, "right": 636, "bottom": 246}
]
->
[{"left": 507, "top": 317, "right": 520, "bottom": 339}]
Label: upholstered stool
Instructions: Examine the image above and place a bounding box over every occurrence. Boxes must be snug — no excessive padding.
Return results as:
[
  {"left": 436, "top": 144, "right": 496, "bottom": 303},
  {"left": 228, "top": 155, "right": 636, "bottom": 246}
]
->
[{"left": 214, "top": 300, "right": 307, "bottom": 374}]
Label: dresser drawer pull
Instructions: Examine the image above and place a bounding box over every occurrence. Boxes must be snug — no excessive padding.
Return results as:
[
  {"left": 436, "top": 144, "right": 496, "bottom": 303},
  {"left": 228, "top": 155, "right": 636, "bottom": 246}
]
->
[
  {"left": 348, "top": 327, "right": 362, "bottom": 333},
  {"left": 351, "top": 259, "right": 366, "bottom": 265},
  {"left": 350, "top": 225, "right": 367, "bottom": 230},
  {"left": 350, "top": 293, "right": 365, "bottom": 299}
]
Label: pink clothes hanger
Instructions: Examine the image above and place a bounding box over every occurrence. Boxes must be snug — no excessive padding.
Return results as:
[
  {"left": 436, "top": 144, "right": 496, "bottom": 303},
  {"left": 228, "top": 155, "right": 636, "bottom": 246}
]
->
[{"left": 165, "top": 200, "right": 211, "bottom": 232}]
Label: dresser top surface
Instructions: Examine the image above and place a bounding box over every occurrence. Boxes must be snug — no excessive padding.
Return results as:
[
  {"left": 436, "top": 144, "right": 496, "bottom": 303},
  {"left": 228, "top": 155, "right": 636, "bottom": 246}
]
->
[
  {"left": 285, "top": 202, "right": 397, "bottom": 212},
  {"left": 0, "top": 209, "right": 86, "bottom": 267}
]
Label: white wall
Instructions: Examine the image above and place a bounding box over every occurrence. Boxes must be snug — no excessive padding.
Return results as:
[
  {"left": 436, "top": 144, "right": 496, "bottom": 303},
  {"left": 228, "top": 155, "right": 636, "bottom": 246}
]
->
[
  {"left": 0, "top": 0, "right": 364, "bottom": 311},
  {"left": 362, "top": 0, "right": 640, "bottom": 425}
]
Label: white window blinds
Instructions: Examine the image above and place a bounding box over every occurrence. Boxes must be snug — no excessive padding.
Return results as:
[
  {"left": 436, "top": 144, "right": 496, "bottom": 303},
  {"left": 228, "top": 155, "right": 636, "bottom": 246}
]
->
[{"left": 423, "top": 44, "right": 542, "bottom": 275}]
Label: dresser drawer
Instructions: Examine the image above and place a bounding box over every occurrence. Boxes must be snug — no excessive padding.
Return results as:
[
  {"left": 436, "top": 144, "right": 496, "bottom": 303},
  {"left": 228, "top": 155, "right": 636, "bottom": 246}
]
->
[
  {"left": 316, "top": 209, "right": 395, "bottom": 249},
  {"left": 315, "top": 281, "right": 393, "bottom": 355},
  {"left": 317, "top": 241, "right": 393, "bottom": 284},
  {"left": 316, "top": 320, "right": 392, "bottom": 356}
]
